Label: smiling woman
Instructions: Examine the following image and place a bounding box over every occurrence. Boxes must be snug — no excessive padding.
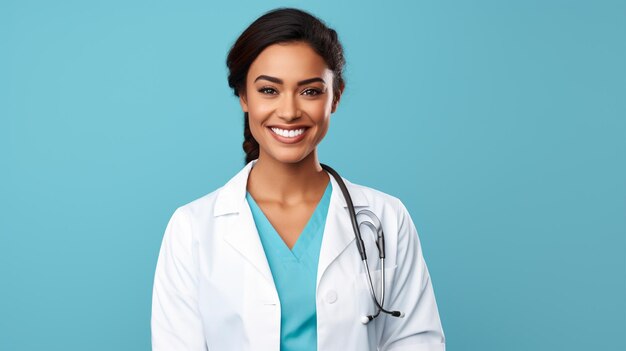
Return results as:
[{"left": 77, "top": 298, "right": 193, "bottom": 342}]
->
[
  {"left": 151, "top": 7, "right": 446, "bottom": 351},
  {"left": 239, "top": 41, "right": 338, "bottom": 165}
]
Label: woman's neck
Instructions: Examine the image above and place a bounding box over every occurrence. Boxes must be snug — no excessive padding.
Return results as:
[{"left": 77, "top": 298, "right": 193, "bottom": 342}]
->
[{"left": 246, "top": 151, "right": 330, "bottom": 206}]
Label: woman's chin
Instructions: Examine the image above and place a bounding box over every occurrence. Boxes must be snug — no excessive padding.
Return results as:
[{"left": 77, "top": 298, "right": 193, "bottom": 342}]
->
[{"left": 263, "top": 149, "right": 312, "bottom": 165}]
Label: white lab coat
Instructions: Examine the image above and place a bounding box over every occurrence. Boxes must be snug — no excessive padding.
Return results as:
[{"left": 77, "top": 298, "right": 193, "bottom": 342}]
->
[{"left": 151, "top": 159, "right": 445, "bottom": 350}]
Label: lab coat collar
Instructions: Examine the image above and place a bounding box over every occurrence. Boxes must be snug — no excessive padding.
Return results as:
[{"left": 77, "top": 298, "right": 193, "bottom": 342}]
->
[
  {"left": 213, "top": 159, "right": 368, "bottom": 217},
  {"left": 213, "top": 159, "right": 369, "bottom": 289}
]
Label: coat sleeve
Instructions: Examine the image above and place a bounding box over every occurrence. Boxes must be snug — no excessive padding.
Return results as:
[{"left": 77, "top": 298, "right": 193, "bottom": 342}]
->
[
  {"left": 379, "top": 198, "right": 446, "bottom": 351},
  {"left": 151, "top": 207, "right": 208, "bottom": 350}
]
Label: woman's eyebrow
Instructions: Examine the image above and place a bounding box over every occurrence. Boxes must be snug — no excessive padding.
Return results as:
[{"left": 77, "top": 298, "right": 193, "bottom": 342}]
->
[{"left": 254, "top": 75, "right": 326, "bottom": 86}]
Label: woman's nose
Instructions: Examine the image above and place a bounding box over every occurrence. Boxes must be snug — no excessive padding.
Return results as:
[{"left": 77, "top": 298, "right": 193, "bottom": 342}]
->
[{"left": 277, "top": 94, "right": 302, "bottom": 120}]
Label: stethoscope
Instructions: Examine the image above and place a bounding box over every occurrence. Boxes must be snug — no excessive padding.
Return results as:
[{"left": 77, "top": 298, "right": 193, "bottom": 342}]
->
[{"left": 320, "top": 163, "right": 405, "bottom": 324}]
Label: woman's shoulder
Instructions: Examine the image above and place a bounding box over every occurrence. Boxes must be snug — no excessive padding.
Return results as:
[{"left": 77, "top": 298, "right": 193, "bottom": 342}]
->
[
  {"left": 172, "top": 186, "right": 224, "bottom": 221},
  {"left": 346, "top": 179, "right": 401, "bottom": 205},
  {"left": 335, "top": 177, "right": 413, "bottom": 225},
  {"left": 170, "top": 162, "right": 252, "bottom": 218}
]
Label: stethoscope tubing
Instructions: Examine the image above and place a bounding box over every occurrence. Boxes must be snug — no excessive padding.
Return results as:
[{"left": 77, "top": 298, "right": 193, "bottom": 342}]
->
[{"left": 320, "top": 163, "right": 404, "bottom": 324}]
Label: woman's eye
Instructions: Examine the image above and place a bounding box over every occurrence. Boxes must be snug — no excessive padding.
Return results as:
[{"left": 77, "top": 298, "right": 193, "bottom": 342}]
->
[
  {"left": 302, "top": 88, "right": 322, "bottom": 96},
  {"left": 258, "top": 87, "right": 277, "bottom": 95},
  {"left": 258, "top": 87, "right": 322, "bottom": 96}
]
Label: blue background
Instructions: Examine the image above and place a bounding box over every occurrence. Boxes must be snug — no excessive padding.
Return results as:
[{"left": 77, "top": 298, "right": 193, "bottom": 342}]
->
[{"left": 1, "top": 0, "right": 624, "bottom": 350}]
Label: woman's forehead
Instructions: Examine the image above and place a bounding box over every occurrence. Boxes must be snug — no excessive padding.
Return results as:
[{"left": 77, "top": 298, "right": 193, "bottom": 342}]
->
[{"left": 248, "top": 42, "right": 331, "bottom": 83}]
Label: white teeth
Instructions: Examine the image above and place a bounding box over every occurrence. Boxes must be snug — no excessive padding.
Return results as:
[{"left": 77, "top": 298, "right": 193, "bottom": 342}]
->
[{"left": 270, "top": 127, "right": 306, "bottom": 138}]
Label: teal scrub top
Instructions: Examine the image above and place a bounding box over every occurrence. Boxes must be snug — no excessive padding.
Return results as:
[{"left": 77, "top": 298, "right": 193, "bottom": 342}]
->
[{"left": 245, "top": 180, "right": 332, "bottom": 351}]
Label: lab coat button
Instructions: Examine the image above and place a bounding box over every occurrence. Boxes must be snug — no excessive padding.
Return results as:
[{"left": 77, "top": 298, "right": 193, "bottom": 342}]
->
[{"left": 326, "top": 290, "right": 338, "bottom": 304}]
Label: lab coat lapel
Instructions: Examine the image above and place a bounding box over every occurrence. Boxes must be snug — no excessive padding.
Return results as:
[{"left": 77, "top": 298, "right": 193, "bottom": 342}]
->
[
  {"left": 213, "top": 160, "right": 369, "bottom": 290},
  {"left": 214, "top": 160, "right": 275, "bottom": 285},
  {"left": 316, "top": 171, "right": 368, "bottom": 289}
]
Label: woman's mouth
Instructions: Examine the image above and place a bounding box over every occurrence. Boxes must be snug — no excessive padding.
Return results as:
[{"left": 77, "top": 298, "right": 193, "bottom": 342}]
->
[{"left": 267, "top": 127, "right": 309, "bottom": 144}]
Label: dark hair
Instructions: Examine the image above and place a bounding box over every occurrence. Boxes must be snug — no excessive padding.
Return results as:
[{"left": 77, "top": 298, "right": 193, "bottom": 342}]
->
[{"left": 226, "top": 7, "right": 346, "bottom": 165}]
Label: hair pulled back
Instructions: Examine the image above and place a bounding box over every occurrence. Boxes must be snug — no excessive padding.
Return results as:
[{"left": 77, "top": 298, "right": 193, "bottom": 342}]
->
[{"left": 226, "top": 7, "right": 346, "bottom": 165}]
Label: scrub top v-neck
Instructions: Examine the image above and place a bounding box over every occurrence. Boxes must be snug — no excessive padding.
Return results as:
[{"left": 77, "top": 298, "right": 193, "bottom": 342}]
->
[{"left": 245, "top": 180, "right": 332, "bottom": 351}]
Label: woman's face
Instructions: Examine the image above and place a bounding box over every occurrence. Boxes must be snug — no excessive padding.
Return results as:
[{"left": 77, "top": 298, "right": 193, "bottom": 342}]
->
[{"left": 239, "top": 41, "right": 342, "bottom": 165}]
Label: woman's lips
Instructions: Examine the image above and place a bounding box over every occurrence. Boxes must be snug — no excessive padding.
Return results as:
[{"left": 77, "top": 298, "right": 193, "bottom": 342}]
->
[{"left": 267, "top": 127, "right": 309, "bottom": 144}]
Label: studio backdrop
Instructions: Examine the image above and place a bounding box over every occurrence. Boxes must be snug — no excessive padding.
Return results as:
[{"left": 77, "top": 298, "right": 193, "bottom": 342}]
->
[{"left": 1, "top": 1, "right": 624, "bottom": 350}]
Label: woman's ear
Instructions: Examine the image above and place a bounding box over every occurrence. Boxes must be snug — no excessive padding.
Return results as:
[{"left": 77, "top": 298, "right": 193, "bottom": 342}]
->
[
  {"left": 239, "top": 92, "right": 248, "bottom": 113},
  {"left": 331, "top": 83, "right": 345, "bottom": 113}
]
